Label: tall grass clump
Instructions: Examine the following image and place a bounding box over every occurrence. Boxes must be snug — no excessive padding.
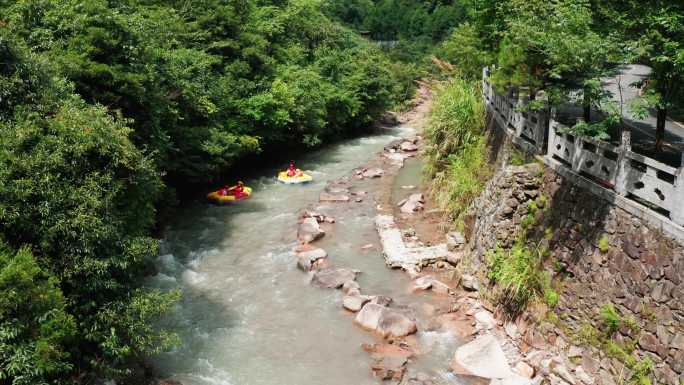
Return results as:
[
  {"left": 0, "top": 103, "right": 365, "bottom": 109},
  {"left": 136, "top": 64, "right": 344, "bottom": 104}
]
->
[{"left": 425, "top": 77, "right": 489, "bottom": 222}]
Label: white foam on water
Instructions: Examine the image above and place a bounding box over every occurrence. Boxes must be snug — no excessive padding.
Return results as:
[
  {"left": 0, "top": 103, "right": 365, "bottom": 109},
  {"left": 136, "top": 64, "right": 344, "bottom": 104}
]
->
[{"left": 182, "top": 269, "right": 207, "bottom": 287}]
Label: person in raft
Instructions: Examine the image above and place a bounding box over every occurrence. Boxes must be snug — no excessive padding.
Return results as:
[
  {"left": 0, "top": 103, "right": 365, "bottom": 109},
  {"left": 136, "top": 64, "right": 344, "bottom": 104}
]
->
[
  {"left": 232, "top": 181, "right": 247, "bottom": 199},
  {"left": 219, "top": 185, "right": 229, "bottom": 196},
  {"left": 287, "top": 161, "right": 296, "bottom": 177}
]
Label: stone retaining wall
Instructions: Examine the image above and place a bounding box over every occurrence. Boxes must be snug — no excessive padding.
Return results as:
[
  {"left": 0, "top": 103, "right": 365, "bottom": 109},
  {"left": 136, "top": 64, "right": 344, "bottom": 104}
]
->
[{"left": 463, "top": 160, "right": 684, "bottom": 385}]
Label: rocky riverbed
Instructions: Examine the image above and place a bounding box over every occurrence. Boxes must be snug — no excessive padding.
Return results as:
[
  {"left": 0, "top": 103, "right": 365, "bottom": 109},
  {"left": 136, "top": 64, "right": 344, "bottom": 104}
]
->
[
  {"left": 285, "top": 85, "right": 593, "bottom": 385},
  {"left": 152, "top": 85, "right": 582, "bottom": 385}
]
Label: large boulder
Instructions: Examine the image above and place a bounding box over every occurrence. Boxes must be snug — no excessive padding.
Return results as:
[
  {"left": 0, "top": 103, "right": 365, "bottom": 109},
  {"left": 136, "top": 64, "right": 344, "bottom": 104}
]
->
[
  {"left": 451, "top": 334, "right": 513, "bottom": 379},
  {"left": 296, "top": 246, "right": 328, "bottom": 271},
  {"left": 377, "top": 310, "right": 418, "bottom": 338},
  {"left": 311, "top": 268, "right": 359, "bottom": 289},
  {"left": 354, "top": 303, "right": 385, "bottom": 331},
  {"left": 297, "top": 218, "right": 324, "bottom": 243},
  {"left": 354, "top": 303, "right": 417, "bottom": 338}
]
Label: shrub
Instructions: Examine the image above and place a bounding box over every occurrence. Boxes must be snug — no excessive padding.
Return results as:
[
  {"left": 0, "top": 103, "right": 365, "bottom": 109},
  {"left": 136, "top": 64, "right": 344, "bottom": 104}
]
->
[
  {"left": 544, "top": 288, "right": 559, "bottom": 308},
  {"left": 0, "top": 246, "right": 75, "bottom": 384},
  {"left": 487, "top": 243, "right": 545, "bottom": 315},
  {"left": 600, "top": 303, "right": 621, "bottom": 335},
  {"left": 424, "top": 77, "right": 489, "bottom": 223}
]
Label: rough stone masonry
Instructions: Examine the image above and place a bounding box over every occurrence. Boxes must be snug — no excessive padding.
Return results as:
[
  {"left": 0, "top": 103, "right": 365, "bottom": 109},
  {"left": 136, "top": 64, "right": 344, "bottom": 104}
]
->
[{"left": 462, "top": 161, "right": 684, "bottom": 385}]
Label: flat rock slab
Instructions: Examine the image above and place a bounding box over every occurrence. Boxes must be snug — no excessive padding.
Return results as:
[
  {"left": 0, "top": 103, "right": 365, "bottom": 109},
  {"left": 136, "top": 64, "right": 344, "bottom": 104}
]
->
[
  {"left": 311, "top": 268, "right": 359, "bottom": 289},
  {"left": 375, "top": 215, "right": 449, "bottom": 267}
]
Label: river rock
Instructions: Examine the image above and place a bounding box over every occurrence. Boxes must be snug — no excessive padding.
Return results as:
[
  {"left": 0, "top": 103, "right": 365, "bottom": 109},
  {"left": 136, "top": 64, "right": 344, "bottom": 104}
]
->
[
  {"left": 370, "top": 295, "right": 394, "bottom": 307},
  {"left": 400, "top": 141, "right": 418, "bottom": 152},
  {"left": 474, "top": 310, "right": 496, "bottom": 330},
  {"left": 362, "top": 168, "right": 385, "bottom": 178},
  {"left": 311, "top": 268, "right": 359, "bottom": 289},
  {"left": 411, "top": 276, "right": 434, "bottom": 292},
  {"left": 400, "top": 193, "right": 424, "bottom": 214},
  {"left": 410, "top": 276, "right": 450, "bottom": 294},
  {"left": 296, "top": 249, "right": 328, "bottom": 271},
  {"left": 371, "top": 354, "right": 407, "bottom": 381},
  {"left": 342, "top": 280, "right": 361, "bottom": 294},
  {"left": 436, "top": 313, "right": 476, "bottom": 338},
  {"left": 295, "top": 247, "right": 327, "bottom": 260},
  {"left": 301, "top": 210, "right": 335, "bottom": 223},
  {"left": 354, "top": 303, "right": 417, "bottom": 338},
  {"left": 451, "top": 334, "right": 513, "bottom": 379},
  {"left": 355, "top": 303, "right": 385, "bottom": 330},
  {"left": 377, "top": 310, "right": 418, "bottom": 338},
  {"left": 446, "top": 231, "right": 466, "bottom": 251},
  {"left": 514, "top": 362, "right": 535, "bottom": 379},
  {"left": 462, "top": 274, "right": 480, "bottom": 291},
  {"left": 343, "top": 294, "right": 372, "bottom": 312},
  {"left": 297, "top": 218, "right": 325, "bottom": 243}
]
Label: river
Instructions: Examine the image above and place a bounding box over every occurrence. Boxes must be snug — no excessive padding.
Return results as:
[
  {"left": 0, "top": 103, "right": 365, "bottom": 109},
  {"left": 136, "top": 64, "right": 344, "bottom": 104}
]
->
[{"left": 149, "top": 122, "right": 461, "bottom": 385}]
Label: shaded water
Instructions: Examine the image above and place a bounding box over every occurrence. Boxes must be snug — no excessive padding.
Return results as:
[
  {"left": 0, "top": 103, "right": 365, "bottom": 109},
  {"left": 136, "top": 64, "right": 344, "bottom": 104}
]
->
[{"left": 150, "top": 127, "right": 460, "bottom": 385}]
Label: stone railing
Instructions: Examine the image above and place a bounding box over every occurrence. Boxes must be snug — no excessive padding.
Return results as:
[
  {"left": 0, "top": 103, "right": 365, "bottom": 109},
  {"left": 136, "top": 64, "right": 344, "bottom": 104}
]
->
[
  {"left": 482, "top": 67, "right": 549, "bottom": 155},
  {"left": 483, "top": 67, "right": 684, "bottom": 240}
]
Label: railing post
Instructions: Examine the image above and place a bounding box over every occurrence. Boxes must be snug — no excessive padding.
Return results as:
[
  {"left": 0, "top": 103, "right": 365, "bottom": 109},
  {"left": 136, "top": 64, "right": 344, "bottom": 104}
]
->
[
  {"left": 547, "top": 109, "right": 558, "bottom": 157},
  {"left": 615, "top": 126, "right": 632, "bottom": 197},
  {"left": 673, "top": 161, "right": 684, "bottom": 226}
]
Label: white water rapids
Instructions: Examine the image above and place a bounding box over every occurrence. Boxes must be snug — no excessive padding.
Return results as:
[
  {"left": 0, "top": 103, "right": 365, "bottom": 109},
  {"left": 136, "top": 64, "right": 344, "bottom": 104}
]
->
[{"left": 149, "top": 126, "right": 463, "bottom": 385}]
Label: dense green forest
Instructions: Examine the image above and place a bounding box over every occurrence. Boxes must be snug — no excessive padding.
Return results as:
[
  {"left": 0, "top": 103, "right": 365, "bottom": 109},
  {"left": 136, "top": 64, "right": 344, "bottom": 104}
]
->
[
  {"left": 1, "top": 0, "right": 682, "bottom": 383},
  {"left": 0, "top": 0, "right": 418, "bottom": 383}
]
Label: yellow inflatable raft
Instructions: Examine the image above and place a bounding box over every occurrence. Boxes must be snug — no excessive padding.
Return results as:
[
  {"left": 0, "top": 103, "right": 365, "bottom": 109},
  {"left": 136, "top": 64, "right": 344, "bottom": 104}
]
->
[
  {"left": 277, "top": 171, "right": 313, "bottom": 184},
  {"left": 207, "top": 186, "right": 252, "bottom": 204}
]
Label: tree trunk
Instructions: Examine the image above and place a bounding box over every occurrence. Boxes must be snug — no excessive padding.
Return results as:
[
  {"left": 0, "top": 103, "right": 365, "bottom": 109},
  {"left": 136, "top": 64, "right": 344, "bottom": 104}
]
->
[
  {"left": 583, "top": 87, "right": 591, "bottom": 122},
  {"left": 655, "top": 107, "right": 667, "bottom": 151}
]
